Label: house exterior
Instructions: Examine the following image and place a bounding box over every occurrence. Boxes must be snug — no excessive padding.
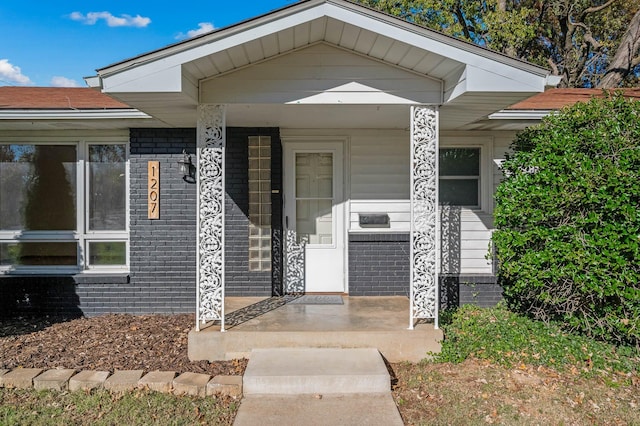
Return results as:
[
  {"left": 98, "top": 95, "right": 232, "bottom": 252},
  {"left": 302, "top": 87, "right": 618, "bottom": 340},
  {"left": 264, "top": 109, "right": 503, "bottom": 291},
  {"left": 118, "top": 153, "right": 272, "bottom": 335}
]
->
[{"left": 0, "top": 0, "right": 566, "bottom": 327}]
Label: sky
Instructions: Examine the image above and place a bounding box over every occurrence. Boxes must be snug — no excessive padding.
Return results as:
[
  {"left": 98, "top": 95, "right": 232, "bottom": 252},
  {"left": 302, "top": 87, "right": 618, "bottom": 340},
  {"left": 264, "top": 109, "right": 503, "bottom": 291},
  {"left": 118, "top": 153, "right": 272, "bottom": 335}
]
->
[{"left": 0, "top": 0, "right": 298, "bottom": 87}]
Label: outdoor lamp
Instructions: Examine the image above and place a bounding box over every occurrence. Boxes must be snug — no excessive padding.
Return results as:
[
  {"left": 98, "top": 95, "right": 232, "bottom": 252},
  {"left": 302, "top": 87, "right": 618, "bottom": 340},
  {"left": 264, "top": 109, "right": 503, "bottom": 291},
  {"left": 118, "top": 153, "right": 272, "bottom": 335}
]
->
[{"left": 177, "top": 149, "right": 194, "bottom": 182}]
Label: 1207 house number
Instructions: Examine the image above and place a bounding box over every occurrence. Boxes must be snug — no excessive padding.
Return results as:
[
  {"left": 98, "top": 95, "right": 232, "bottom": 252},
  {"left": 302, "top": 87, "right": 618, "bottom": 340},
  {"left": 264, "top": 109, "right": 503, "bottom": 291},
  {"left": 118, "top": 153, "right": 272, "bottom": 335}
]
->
[{"left": 148, "top": 161, "right": 160, "bottom": 219}]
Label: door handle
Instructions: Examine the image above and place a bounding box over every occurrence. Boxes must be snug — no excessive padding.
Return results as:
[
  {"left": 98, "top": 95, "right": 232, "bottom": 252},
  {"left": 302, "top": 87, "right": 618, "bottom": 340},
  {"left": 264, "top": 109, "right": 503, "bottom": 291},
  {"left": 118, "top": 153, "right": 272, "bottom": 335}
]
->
[{"left": 285, "top": 216, "right": 289, "bottom": 228}]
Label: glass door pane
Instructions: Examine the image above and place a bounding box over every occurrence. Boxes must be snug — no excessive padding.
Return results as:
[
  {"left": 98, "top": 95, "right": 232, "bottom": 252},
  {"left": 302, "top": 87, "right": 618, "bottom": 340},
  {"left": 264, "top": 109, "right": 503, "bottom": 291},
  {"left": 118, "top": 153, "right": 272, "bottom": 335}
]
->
[{"left": 295, "top": 153, "right": 333, "bottom": 245}]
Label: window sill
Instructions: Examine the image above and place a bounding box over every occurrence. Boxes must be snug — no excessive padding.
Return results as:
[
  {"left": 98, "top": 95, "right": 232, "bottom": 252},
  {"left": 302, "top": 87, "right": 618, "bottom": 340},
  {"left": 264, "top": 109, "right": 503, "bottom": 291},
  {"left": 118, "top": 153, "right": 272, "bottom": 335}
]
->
[{"left": 0, "top": 272, "right": 130, "bottom": 285}]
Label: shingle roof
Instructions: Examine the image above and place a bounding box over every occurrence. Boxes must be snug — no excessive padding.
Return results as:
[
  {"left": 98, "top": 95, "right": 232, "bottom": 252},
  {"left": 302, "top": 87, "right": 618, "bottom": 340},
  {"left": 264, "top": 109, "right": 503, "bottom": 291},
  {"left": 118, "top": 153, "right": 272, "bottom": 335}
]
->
[
  {"left": 507, "top": 88, "right": 640, "bottom": 110},
  {"left": 0, "top": 87, "right": 130, "bottom": 110}
]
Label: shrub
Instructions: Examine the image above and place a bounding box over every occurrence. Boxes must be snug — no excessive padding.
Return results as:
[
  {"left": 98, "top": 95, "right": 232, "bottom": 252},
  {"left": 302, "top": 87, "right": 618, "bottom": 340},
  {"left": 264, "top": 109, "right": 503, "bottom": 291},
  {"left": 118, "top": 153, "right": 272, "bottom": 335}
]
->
[{"left": 492, "top": 92, "right": 640, "bottom": 347}]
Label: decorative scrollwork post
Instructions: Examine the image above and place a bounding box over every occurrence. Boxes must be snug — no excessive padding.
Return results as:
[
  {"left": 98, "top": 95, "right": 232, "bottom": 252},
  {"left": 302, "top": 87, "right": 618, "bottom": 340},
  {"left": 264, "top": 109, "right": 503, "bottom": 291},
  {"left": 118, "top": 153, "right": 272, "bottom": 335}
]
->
[
  {"left": 196, "top": 104, "right": 226, "bottom": 331},
  {"left": 410, "top": 106, "right": 439, "bottom": 329},
  {"left": 284, "top": 230, "right": 307, "bottom": 294}
]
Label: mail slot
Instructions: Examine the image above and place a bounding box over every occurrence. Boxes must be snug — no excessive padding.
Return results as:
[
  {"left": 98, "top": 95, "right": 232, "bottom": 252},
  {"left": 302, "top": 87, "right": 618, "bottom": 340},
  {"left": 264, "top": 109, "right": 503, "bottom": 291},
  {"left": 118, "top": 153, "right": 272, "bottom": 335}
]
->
[{"left": 359, "top": 214, "right": 390, "bottom": 227}]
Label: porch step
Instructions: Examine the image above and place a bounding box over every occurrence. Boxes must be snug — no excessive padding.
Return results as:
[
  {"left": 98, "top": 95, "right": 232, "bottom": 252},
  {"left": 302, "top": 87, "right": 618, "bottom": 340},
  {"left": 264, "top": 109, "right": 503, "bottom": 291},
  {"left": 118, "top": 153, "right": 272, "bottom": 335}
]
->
[
  {"left": 243, "top": 348, "right": 390, "bottom": 395},
  {"left": 189, "top": 327, "right": 442, "bottom": 363}
]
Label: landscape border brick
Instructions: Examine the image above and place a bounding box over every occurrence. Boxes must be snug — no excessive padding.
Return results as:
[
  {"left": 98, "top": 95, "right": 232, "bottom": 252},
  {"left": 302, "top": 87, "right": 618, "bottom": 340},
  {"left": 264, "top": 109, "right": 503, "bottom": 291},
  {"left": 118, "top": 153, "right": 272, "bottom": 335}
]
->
[
  {"left": 207, "top": 375, "right": 243, "bottom": 398},
  {"left": 0, "top": 366, "right": 244, "bottom": 399},
  {"left": 104, "top": 370, "right": 145, "bottom": 393},
  {"left": 0, "top": 368, "right": 43, "bottom": 389},
  {"left": 33, "top": 369, "right": 75, "bottom": 391},
  {"left": 138, "top": 370, "right": 177, "bottom": 393},
  {"left": 68, "top": 370, "right": 110, "bottom": 392},
  {"left": 173, "top": 372, "right": 211, "bottom": 397}
]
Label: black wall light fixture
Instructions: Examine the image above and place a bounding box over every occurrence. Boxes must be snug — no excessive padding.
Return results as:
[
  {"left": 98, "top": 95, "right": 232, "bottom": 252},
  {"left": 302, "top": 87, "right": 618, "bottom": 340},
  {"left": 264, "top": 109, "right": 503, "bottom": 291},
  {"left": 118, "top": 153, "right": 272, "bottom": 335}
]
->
[{"left": 177, "top": 149, "right": 196, "bottom": 183}]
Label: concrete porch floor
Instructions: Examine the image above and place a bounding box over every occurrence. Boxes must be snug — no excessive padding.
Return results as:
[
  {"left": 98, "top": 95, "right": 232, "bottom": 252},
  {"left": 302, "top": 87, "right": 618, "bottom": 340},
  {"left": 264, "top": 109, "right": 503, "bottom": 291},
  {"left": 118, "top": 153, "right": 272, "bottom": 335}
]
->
[{"left": 188, "top": 296, "right": 443, "bottom": 363}]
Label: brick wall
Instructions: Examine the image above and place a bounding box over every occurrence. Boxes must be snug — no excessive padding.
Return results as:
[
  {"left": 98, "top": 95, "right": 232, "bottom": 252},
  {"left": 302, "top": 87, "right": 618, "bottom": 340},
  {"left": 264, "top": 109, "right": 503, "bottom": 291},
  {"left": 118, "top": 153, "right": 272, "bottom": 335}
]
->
[
  {"left": 124, "top": 128, "right": 198, "bottom": 314},
  {"left": 224, "top": 127, "right": 282, "bottom": 296},
  {"left": 348, "top": 233, "right": 410, "bottom": 296},
  {"left": 1, "top": 127, "right": 503, "bottom": 316},
  {"left": 1, "top": 127, "right": 286, "bottom": 317},
  {"left": 348, "top": 232, "right": 503, "bottom": 306}
]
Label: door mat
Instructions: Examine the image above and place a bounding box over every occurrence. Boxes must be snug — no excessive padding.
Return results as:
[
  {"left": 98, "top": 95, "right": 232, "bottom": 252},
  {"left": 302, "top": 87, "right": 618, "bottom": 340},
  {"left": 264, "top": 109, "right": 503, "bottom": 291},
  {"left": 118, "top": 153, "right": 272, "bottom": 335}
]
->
[{"left": 288, "top": 295, "right": 344, "bottom": 305}]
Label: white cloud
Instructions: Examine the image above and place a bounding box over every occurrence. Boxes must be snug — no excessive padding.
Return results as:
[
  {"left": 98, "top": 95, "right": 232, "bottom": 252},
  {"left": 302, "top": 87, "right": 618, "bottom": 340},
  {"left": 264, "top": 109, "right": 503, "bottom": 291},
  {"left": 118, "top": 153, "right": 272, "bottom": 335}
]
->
[
  {"left": 175, "top": 22, "right": 215, "bottom": 40},
  {"left": 0, "top": 59, "right": 33, "bottom": 85},
  {"left": 70, "top": 11, "right": 151, "bottom": 28},
  {"left": 50, "top": 76, "right": 81, "bottom": 87}
]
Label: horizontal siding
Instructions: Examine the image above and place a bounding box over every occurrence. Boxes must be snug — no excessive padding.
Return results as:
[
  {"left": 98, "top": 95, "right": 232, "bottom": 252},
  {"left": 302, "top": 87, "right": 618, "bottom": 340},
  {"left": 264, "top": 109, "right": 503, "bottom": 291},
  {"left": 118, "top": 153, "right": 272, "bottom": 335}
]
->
[
  {"left": 350, "top": 201, "right": 410, "bottom": 232},
  {"left": 286, "top": 129, "right": 507, "bottom": 275},
  {"left": 349, "top": 133, "right": 410, "bottom": 200},
  {"left": 201, "top": 43, "right": 441, "bottom": 104},
  {"left": 440, "top": 210, "right": 493, "bottom": 274},
  {"left": 347, "top": 130, "right": 495, "bottom": 274},
  {"left": 492, "top": 132, "right": 517, "bottom": 198}
]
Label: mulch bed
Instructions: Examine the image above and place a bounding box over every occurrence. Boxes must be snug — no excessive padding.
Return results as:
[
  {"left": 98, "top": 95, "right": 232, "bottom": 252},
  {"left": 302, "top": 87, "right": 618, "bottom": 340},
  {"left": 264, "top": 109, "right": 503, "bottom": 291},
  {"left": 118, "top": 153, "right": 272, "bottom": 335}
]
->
[{"left": 0, "top": 314, "right": 247, "bottom": 376}]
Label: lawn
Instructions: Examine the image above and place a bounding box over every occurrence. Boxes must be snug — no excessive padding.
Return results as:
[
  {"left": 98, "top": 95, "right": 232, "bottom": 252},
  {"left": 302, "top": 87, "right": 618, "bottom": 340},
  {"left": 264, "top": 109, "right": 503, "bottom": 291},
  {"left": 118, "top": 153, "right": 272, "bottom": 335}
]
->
[
  {"left": 1, "top": 305, "right": 638, "bottom": 425},
  {"left": 0, "top": 388, "right": 238, "bottom": 426},
  {"left": 392, "top": 305, "right": 640, "bottom": 425}
]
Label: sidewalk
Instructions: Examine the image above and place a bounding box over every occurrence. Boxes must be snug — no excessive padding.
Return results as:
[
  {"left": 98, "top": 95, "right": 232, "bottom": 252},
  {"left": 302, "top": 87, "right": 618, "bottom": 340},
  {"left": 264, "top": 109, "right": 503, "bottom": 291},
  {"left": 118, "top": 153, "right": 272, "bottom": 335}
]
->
[{"left": 233, "top": 347, "right": 404, "bottom": 426}]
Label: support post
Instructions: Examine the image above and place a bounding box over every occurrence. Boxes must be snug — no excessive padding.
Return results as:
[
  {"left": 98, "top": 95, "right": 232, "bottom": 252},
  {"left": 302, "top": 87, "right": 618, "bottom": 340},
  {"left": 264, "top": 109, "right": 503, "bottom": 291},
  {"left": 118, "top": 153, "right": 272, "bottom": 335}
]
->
[
  {"left": 196, "top": 104, "right": 226, "bottom": 332},
  {"left": 409, "top": 105, "right": 439, "bottom": 330}
]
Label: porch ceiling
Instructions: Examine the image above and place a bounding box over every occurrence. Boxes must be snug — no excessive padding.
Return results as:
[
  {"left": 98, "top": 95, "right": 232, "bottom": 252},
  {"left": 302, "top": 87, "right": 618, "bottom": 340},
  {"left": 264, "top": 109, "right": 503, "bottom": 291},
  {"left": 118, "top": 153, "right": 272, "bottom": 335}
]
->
[{"left": 89, "top": 0, "right": 555, "bottom": 130}]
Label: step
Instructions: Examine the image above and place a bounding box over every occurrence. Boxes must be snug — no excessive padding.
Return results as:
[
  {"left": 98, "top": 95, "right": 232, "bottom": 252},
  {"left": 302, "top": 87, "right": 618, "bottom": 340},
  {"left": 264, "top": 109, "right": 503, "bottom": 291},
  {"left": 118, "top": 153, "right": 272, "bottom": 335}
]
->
[
  {"left": 234, "top": 393, "right": 404, "bottom": 426},
  {"left": 243, "top": 348, "right": 390, "bottom": 395},
  {"left": 189, "top": 326, "right": 442, "bottom": 363}
]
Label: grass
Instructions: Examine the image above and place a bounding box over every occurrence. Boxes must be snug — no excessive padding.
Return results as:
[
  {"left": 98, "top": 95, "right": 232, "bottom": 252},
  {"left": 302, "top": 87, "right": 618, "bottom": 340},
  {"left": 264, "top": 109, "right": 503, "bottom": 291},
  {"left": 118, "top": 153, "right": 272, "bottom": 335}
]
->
[
  {"left": 2, "top": 305, "right": 638, "bottom": 425},
  {"left": 392, "top": 304, "right": 640, "bottom": 425},
  {"left": 0, "top": 388, "right": 239, "bottom": 426},
  {"left": 435, "top": 304, "right": 639, "bottom": 377}
]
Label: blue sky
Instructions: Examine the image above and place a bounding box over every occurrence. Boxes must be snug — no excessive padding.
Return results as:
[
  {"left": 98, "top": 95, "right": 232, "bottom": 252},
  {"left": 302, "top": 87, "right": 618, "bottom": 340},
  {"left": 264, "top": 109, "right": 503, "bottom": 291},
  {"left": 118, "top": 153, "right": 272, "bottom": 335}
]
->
[{"left": 0, "top": 1, "right": 297, "bottom": 87}]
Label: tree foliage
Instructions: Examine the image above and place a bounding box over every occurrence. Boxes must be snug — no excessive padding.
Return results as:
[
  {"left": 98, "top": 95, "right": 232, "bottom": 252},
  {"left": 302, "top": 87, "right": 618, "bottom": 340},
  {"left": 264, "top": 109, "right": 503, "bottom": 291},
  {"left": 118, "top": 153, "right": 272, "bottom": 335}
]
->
[
  {"left": 492, "top": 93, "right": 640, "bottom": 347},
  {"left": 358, "top": 0, "right": 640, "bottom": 88}
]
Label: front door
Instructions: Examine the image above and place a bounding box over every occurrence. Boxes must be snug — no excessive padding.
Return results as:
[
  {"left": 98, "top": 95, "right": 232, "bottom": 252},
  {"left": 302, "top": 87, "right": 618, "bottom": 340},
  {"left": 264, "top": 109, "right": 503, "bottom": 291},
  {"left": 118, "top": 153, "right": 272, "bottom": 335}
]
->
[{"left": 284, "top": 140, "right": 345, "bottom": 293}]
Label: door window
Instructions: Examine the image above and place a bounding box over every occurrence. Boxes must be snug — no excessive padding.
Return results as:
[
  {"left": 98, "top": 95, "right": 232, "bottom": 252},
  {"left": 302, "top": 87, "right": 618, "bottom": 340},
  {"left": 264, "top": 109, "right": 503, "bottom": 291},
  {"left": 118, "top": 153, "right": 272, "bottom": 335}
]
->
[{"left": 295, "top": 152, "right": 333, "bottom": 245}]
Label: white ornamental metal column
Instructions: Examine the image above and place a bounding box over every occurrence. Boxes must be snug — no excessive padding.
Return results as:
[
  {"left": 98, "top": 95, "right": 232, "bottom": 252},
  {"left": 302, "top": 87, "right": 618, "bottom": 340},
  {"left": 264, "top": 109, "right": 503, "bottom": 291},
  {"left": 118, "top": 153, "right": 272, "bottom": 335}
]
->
[
  {"left": 196, "top": 104, "right": 226, "bottom": 332},
  {"left": 409, "top": 105, "right": 439, "bottom": 330}
]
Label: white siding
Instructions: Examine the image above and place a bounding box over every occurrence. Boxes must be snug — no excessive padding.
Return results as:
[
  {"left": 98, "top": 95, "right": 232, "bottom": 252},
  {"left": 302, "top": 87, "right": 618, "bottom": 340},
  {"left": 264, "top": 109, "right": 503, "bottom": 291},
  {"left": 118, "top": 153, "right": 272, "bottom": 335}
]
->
[
  {"left": 492, "top": 132, "right": 517, "bottom": 197},
  {"left": 350, "top": 133, "right": 410, "bottom": 200},
  {"left": 201, "top": 43, "right": 442, "bottom": 105},
  {"left": 281, "top": 128, "right": 520, "bottom": 275}
]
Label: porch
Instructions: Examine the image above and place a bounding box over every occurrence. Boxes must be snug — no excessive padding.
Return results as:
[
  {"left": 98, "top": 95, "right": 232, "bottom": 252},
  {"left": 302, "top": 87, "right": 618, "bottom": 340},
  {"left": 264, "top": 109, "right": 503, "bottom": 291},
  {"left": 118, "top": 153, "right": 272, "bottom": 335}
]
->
[{"left": 188, "top": 296, "right": 443, "bottom": 363}]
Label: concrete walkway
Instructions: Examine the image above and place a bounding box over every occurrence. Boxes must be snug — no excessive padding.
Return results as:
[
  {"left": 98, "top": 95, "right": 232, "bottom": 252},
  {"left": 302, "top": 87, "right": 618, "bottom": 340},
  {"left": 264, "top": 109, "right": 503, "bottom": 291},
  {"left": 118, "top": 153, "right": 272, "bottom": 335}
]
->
[{"left": 233, "top": 348, "right": 404, "bottom": 426}]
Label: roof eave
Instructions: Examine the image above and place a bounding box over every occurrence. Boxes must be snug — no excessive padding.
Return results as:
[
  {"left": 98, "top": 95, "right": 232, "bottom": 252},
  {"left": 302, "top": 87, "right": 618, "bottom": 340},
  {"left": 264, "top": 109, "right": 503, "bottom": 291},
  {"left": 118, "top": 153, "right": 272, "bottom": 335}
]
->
[
  {"left": 93, "top": 0, "right": 551, "bottom": 80},
  {"left": 0, "top": 109, "right": 151, "bottom": 120},
  {"left": 489, "top": 110, "right": 554, "bottom": 120}
]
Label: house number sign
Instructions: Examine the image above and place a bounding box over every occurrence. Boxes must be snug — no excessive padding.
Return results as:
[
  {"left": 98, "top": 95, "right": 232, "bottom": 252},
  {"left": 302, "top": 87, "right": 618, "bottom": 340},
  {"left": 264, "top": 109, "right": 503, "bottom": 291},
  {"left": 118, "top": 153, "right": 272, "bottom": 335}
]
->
[{"left": 148, "top": 161, "right": 160, "bottom": 219}]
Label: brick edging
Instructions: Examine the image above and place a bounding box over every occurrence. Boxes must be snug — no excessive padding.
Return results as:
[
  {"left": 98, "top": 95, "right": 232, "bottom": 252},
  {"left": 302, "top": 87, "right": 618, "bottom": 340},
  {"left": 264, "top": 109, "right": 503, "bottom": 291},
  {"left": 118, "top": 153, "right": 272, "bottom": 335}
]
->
[{"left": 0, "top": 367, "right": 242, "bottom": 398}]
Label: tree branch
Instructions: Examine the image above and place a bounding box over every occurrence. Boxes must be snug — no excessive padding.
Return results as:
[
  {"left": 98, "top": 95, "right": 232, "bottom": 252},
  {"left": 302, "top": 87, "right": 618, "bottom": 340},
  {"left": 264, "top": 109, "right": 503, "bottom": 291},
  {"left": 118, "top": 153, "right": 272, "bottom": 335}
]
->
[
  {"left": 571, "top": 21, "right": 602, "bottom": 50},
  {"left": 453, "top": 4, "right": 473, "bottom": 41},
  {"left": 598, "top": 8, "right": 640, "bottom": 88},
  {"left": 581, "top": 0, "right": 616, "bottom": 19},
  {"left": 547, "top": 57, "right": 560, "bottom": 76}
]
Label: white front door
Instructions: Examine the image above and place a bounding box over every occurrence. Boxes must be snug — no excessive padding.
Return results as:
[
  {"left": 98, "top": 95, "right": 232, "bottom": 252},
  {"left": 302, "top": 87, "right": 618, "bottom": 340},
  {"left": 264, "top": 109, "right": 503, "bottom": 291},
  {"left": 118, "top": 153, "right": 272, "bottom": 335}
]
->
[{"left": 284, "top": 140, "right": 345, "bottom": 293}]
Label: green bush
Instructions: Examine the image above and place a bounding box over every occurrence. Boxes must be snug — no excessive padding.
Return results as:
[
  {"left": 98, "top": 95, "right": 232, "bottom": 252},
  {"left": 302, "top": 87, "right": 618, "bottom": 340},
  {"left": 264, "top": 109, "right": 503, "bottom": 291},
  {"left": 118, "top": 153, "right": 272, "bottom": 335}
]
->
[
  {"left": 435, "top": 305, "right": 639, "bottom": 375},
  {"left": 492, "top": 92, "right": 640, "bottom": 347}
]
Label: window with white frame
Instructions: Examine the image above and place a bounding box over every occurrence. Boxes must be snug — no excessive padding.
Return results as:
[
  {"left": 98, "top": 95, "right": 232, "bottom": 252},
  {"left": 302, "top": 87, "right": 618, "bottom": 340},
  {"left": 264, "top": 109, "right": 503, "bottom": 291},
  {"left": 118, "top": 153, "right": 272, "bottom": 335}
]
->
[
  {"left": 439, "top": 147, "right": 481, "bottom": 208},
  {"left": 0, "top": 141, "right": 128, "bottom": 273}
]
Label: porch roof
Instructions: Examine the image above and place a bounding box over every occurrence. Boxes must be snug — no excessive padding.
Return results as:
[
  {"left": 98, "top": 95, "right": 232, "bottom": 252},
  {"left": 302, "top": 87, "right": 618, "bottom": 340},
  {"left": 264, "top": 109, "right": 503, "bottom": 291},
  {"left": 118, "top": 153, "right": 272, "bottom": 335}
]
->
[{"left": 86, "top": 0, "right": 558, "bottom": 130}]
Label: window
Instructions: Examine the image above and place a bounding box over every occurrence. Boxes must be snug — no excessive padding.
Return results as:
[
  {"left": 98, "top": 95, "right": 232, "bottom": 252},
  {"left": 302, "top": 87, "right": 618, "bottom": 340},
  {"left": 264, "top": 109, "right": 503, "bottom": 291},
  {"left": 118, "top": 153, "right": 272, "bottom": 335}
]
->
[
  {"left": 248, "top": 136, "right": 271, "bottom": 271},
  {"left": 439, "top": 147, "right": 481, "bottom": 208},
  {"left": 0, "top": 141, "right": 128, "bottom": 273}
]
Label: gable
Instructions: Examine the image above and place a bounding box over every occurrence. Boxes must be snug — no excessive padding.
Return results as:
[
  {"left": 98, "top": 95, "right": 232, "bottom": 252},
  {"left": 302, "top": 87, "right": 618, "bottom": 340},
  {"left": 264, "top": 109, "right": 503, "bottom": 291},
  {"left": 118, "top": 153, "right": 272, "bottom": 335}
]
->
[
  {"left": 88, "top": 0, "right": 556, "bottom": 128},
  {"left": 200, "top": 43, "right": 442, "bottom": 105}
]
